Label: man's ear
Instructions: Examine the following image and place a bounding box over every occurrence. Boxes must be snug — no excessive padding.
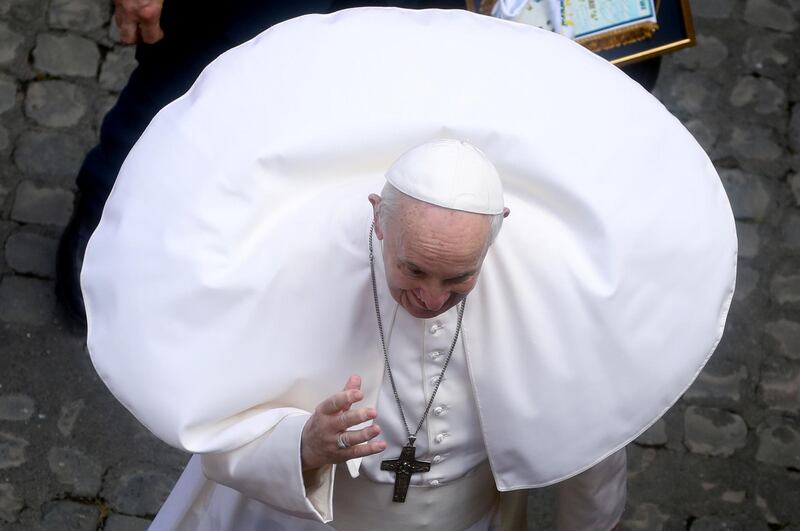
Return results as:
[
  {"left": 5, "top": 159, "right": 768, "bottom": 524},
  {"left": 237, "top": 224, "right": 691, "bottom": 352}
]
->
[
  {"left": 503, "top": 207, "right": 510, "bottom": 219},
  {"left": 368, "top": 194, "right": 384, "bottom": 240}
]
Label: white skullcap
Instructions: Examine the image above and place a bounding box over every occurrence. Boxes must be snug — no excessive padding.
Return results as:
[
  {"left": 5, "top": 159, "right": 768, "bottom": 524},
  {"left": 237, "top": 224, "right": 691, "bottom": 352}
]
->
[{"left": 385, "top": 139, "right": 505, "bottom": 215}]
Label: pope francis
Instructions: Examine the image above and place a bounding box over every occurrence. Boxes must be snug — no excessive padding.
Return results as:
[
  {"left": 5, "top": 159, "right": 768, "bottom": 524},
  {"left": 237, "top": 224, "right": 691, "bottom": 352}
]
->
[{"left": 81, "top": 7, "right": 737, "bottom": 531}]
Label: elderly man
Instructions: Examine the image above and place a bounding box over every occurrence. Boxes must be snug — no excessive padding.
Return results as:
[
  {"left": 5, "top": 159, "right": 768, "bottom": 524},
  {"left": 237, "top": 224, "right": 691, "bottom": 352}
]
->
[
  {"left": 137, "top": 140, "right": 627, "bottom": 530},
  {"left": 130, "top": 140, "right": 627, "bottom": 529},
  {"left": 82, "top": 8, "right": 736, "bottom": 531}
]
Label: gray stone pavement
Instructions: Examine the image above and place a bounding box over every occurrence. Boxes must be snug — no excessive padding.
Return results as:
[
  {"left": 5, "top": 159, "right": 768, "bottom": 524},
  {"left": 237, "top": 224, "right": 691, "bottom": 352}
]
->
[{"left": 0, "top": 0, "right": 798, "bottom": 529}]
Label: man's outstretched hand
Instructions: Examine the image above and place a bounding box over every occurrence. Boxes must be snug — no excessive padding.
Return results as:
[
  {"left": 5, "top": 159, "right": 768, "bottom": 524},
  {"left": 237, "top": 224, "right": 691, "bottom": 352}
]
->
[
  {"left": 115, "top": 0, "right": 165, "bottom": 44},
  {"left": 301, "top": 375, "right": 386, "bottom": 471}
]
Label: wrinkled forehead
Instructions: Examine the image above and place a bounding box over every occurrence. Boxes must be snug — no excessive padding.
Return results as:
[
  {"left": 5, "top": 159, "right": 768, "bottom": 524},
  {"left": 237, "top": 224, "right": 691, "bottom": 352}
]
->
[{"left": 389, "top": 199, "right": 492, "bottom": 261}]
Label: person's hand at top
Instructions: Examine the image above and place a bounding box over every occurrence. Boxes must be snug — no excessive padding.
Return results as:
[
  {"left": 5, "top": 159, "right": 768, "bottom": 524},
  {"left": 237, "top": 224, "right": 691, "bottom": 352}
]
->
[{"left": 115, "top": 0, "right": 165, "bottom": 44}]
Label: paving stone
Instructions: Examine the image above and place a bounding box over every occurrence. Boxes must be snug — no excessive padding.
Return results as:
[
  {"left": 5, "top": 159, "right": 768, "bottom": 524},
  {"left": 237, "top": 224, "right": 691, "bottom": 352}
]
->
[
  {"left": 683, "top": 118, "right": 717, "bottom": 152},
  {"left": 48, "top": 447, "right": 102, "bottom": 497},
  {"left": 0, "top": 482, "right": 23, "bottom": 523},
  {"left": 100, "top": 47, "right": 137, "bottom": 92},
  {"left": 57, "top": 399, "right": 85, "bottom": 437},
  {"left": 666, "top": 72, "right": 711, "bottom": 114},
  {"left": 690, "top": 516, "right": 745, "bottom": 531},
  {"left": 673, "top": 35, "right": 728, "bottom": 70},
  {"left": 103, "top": 468, "right": 174, "bottom": 516},
  {"left": 0, "top": 394, "right": 35, "bottom": 421},
  {"left": 0, "top": 22, "right": 25, "bottom": 65},
  {"left": 635, "top": 418, "right": 667, "bottom": 446},
  {"left": 759, "top": 358, "right": 800, "bottom": 413},
  {"left": 692, "top": 0, "right": 734, "bottom": 18},
  {"left": 755, "top": 494, "right": 781, "bottom": 525},
  {"left": 743, "top": 33, "right": 793, "bottom": 73},
  {"left": 736, "top": 222, "right": 760, "bottom": 259},
  {"left": 48, "top": 0, "right": 109, "bottom": 32},
  {"left": 2, "top": 0, "right": 47, "bottom": 23},
  {"left": 733, "top": 265, "right": 758, "bottom": 302},
  {"left": 5, "top": 232, "right": 57, "bottom": 277},
  {"left": 24, "top": 80, "right": 88, "bottom": 128},
  {"left": 0, "top": 432, "right": 28, "bottom": 469},
  {"left": 619, "top": 502, "right": 668, "bottom": 531},
  {"left": 724, "top": 125, "right": 784, "bottom": 168},
  {"left": 684, "top": 406, "right": 747, "bottom": 457},
  {"left": 720, "top": 489, "right": 746, "bottom": 503},
  {"left": 764, "top": 319, "right": 800, "bottom": 360},
  {"left": 0, "top": 276, "right": 55, "bottom": 326},
  {"left": 10, "top": 181, "right": 73, "bottom": 226},
  {"left": 40, "top": 500, "right": 99, "bottom": 531},
  {"left": 755, "top": 468, "right": 800, "bottom": 524},
  {"left": 781, "top": 213, "right": 800, "bottom": 250},
  {"left": 684, "top": 363, "right": 747, "bottom": 403},
  {"left": 744, "top": 0, "right": 798, "bottom": 32},
  {"left": 729, "top": 76, "right": 785, "bottom": 115},
  {"left": 626, "top": 446, "right": 657, "bottom": 480},
  {"left": 770, "top": 273, "right": 800, "bottom": 305},
  {"left": 756, "top": 417, "right": 800, "bottom": 468},
  {"left": 14, "top": 129, "right": 87, "bottom": 181},
  {"left": 0, "top": 124, "right": 9, "bottom": 151},
  {"left": 104, "top": 514, "right": 151, "bottom": 531},
  {"left": 0, "top": 75, "right": 16, "bottom": 114},
  {"left": 718, "top": 168, "right": 771, "bottom": 221},
  {"left": 790, "top": 105, "right": 800, "bottom": 153},
  {"left": 32, "top": 33, "right": 100, "bottom": 77},
  {"left": 790, "top": 172, "right": 800, "bottom": 207}
]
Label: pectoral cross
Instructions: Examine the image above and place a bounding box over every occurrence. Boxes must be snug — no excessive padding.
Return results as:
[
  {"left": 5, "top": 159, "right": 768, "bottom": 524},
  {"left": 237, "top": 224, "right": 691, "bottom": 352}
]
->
[{"left": 380, "top": 438, "right": 431, "bottom": 503}]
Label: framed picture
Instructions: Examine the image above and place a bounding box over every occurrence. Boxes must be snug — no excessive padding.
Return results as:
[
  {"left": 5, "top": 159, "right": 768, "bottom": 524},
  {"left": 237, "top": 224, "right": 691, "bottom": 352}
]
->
[{"left": 465, "top": 0, "right": 696, "bottom": 66}]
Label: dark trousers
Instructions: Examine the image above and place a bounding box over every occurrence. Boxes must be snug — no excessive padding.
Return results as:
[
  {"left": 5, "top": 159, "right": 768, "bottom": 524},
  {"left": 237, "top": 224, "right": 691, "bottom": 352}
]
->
[{"left": 76, "top": 0, "right": 465, "bottom": 220}]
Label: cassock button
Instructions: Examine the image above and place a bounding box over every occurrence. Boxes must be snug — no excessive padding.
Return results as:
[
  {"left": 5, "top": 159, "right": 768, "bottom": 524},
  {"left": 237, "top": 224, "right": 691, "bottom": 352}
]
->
[
  {"left": 434, "top": 433, "right": 447, "bottom": 444},
  {"left": 429, "top": 351, "right": 442, "bottom": 360},
  {"left": 433, "top": 406, "right": 446, "bottom": 416},
  {"left": 429, "top": 321, "right": 443, "bottom": 334},
  {"left": 429, "top": 375, "right": 442, "bottom": 386},
  {"left": 432, "top": 455, "right": 443, "bottom": 464},
  {"left": 429, "top": 479, "right": 440, "bottom": 487}
]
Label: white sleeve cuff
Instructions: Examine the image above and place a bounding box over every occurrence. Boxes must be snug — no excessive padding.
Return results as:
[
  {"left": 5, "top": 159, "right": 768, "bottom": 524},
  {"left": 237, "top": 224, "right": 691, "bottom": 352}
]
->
[{"left": 200, "top": 413, "right": 336, "bottom": 522}]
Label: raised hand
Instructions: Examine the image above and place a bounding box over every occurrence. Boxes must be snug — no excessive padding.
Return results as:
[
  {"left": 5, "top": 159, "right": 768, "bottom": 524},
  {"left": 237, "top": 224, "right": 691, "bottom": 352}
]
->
[
  {"left": 301, "top": 375, "right": 386, "bottom": 471},
  {"left": 114, "top": 0, "right": 165, "bottom": 44}
]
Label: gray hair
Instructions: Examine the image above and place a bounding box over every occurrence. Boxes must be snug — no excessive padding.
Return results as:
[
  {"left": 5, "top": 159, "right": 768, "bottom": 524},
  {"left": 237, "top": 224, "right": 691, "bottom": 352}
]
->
[{"left": 376, "top": 182, "right": 504, "bottom": 245}]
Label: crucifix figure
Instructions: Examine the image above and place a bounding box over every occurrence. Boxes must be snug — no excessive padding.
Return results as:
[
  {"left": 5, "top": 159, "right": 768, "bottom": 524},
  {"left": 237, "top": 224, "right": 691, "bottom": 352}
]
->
[{"left": 380, "top": 440, "right": 431, "bottom": 503}]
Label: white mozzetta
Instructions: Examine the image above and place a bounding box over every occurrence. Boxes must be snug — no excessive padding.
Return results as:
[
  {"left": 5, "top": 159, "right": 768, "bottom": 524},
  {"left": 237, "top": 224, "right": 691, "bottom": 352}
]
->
[{"left": 82, "top": 5, "right": 737, "bottom": 519}]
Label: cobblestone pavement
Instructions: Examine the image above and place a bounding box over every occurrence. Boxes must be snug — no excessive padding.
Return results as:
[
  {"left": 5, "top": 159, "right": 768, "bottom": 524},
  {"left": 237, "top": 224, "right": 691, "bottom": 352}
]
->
[{"left": 0, "top": 0, "right": 798, "bottom": 529}]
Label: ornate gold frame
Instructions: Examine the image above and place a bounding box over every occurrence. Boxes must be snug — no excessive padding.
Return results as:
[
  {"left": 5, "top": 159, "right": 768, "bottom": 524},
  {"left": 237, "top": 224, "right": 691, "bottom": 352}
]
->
[{"left": 464, "top": 0, "right": 696, "bottom": 66}]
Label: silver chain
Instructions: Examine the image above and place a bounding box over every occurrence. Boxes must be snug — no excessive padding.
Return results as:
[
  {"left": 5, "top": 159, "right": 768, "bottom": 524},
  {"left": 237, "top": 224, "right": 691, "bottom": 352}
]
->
[{"left": 369, "top": 222, "right": 466, "bottom": 444}]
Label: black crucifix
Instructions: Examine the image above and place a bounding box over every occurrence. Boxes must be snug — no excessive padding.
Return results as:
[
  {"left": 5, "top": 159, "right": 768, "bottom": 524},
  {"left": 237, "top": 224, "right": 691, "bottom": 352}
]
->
[{"left": 380, "top": 440, "right": 431, "bottom": 502}]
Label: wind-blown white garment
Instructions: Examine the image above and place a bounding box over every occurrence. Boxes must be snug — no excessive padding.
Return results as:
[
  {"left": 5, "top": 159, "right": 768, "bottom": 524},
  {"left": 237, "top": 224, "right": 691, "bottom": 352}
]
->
[
  {"left": 149, "top": 235, "right": 627, "bottom": 530},
  {"left": 82, "top": 6, "right": 736, "bottom": 528}
]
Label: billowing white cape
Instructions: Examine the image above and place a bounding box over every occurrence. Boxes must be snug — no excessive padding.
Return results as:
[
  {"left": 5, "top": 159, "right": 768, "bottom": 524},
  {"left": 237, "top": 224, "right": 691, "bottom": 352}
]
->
[{"left": 83, "top": 7, "right": 736, "bottom": 491}]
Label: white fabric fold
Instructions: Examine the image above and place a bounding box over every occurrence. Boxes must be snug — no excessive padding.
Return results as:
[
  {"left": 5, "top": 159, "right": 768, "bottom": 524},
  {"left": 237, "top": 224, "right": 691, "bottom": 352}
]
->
[{"left": 83, "top": 6, "right": 736, "bottom": 498}]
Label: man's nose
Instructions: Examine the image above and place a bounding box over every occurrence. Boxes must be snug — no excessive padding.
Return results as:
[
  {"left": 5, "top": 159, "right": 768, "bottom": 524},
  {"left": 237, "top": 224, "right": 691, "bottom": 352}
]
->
[{"left": 416, "top": 288, "right": 449, "bottom": 311}]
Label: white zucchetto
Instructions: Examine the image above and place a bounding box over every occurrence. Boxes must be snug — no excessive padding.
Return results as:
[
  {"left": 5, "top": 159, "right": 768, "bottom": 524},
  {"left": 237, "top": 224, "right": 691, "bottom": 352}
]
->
[{"left": 386, "top": 139, "right": 505, "bottom": 215}]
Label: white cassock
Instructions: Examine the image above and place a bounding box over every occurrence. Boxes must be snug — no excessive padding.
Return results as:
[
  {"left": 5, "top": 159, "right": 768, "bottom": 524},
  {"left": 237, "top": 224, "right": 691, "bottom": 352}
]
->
[{"left": 81, "top": 7, "right": 737, "bottom": 531}]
